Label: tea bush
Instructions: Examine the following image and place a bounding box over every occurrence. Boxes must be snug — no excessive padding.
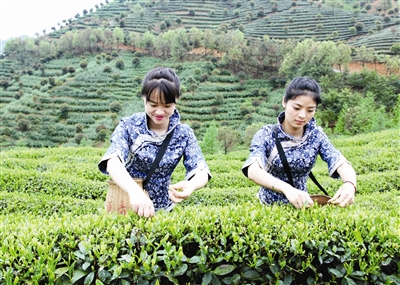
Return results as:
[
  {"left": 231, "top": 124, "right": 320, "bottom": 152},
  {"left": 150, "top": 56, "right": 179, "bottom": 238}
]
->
[{"left": 0, "top": 129, "right": 399, "bottom": 284}]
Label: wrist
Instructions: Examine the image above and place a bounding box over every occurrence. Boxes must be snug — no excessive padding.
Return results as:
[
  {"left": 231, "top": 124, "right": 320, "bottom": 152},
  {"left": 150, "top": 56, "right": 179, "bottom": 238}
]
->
[
  {"left": 344, "top": 181, "right": 357, "bottom": 193},
  {"left": 271, "top": 179, "right": 280, "bottom": 191}
]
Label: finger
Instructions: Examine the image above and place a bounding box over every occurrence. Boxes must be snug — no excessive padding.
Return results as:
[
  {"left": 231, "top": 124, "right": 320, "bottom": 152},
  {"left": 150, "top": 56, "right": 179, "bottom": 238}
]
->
[
  {"left": 171, "top": 181, "right": 186, "bottom": 189},
  {"left": 293, "top": 200, "right": 301, "bottom": 209},
  {"left": 328, "top": 192, "right": 340, "bottom": 202},
  {"left": 168, "top": 190, "right": 183, "bottom": 203},
  {"left": 305, "top": 194, "right": 314, "bottom": 207},
  {"left": 144, "top": 206, "right": 155, "bottom": 218},
  {"left": 137, "top": 207, "right": 144, "bottom": 217},
  {"left": 168, "top": 191, "right": 178, "bottom": 203},
  {"left": 171, "top": 187, "right": 188, "bottom": 199}
]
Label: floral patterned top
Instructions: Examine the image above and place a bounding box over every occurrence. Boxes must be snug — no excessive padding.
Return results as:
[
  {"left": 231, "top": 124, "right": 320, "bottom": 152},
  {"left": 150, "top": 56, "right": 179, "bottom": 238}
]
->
[
  {"left": 242, "top": 112, "right": 348, "bottom": 205},
  {"left": 98, "top": 109, "right": 211, "bottom": 211}
]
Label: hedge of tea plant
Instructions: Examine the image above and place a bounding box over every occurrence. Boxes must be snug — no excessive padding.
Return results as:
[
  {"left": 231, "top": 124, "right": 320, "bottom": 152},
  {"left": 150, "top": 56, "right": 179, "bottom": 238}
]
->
[
  {"left": 0, "top": 201, "right": 399, "bottom": 284},
  {"left": 1, "top": 129, "right": 399, "bottom": 284}
]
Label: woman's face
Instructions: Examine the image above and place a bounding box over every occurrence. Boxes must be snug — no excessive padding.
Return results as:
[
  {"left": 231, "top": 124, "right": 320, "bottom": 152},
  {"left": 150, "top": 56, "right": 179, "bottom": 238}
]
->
[
  {"left": 282, "top": 95, "right": 316, "bottom": 132},
  {"left": 144, "top": 91, "right": 176, "bottom": 131}
]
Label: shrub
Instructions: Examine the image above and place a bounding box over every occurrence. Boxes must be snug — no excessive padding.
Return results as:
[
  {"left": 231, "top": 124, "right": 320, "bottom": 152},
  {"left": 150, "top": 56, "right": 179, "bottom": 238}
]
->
[
  {"left": 67, "top": 66, "right": 75, "bottom": 74},
  {"left": 111, "top": 73, "right": 120, "bottom": 82},
  {"left": 75, "top": 124, "right": 84, "bottom": 133},
  {"left": 80, "top": 60, "right": 88, "bottom": 69},
  {"left": 109, "top": 102, "right": 122, "bottom": 113},
  {"left": 48, "top": 77, "right": 56, "bottom": 86},
  {"left": 17, "top": 119, "right": 30, "bottom": 131},
  {"left": 40, "top": 78, "right": 48, "bottom": 86},
  {"left": 103, "top": 65, "right": 112, "bottom": 73},
  {"left": 383, "top": 15, "right": 391, "bottom": 23},
  {"left": 61, "top": 66, "right": 68, "bottom": 74},
  {"left": 74, "top": 133, "right": 84, "bottom": 144},
  {"left": 97, "top": 129, "right": 108, "bottom": 142},
  {"left": 354, "top": 22, "right": 364, "bottom": 31},
  {"left": 59, "top": 103, "right": 69, "bottom": 119},
  {"left": 95, "top": 124, "right": 107, "bottom": 134},
  {"left": 115, "top": 58, "right": 125, "bottom": 70}
]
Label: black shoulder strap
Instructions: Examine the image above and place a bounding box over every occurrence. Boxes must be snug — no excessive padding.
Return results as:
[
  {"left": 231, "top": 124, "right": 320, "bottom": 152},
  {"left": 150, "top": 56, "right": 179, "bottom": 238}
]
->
[
  {"left": 143, "top": 128, "right": 175, "bottom": 186},
  {"left": 272, "top": 124, "right": 329, "bottom": 196},
  {"left": 308, "top": 172, "right": 329, "bottom": 196},
  {"left": 272, "top": 124, "right": 294, "bottom": 187}
]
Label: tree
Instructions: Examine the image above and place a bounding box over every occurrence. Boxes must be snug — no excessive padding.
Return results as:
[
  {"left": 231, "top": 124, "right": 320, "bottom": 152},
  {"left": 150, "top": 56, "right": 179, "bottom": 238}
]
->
[
  {"left": 189, "top": 83, "right": 198, "bottom": 95},
  {"left": 386, "top": 42, "right": 400, "bottom": 57},
  {"left": 171, "top": 28, "right": 189, "bottom": 61},
  {"left": 140, "top": 31, "right": 155, "bottom": 55},
  {"left": 218, "top": 127, "right": 241, "bottom": 154},
  {"left": 200, "top": 121, "right": 220, "bottom": 154},
  {"left": 202, "top": 29, "right": 215, "bottom": 54},
  {"left": 335, "top": 93, "right": 378, "bottom": 135},
  {"left": 354, "top": 46, "right": 374, "bottom": 67},
  {"left": 127, "top": 31, "right": 141, "bottom": 52},
  {"left": 325, "top": 0, "right": 342, "bottom": 14},
  {"left": 225, "top": 46, "right": 244, "bottom": 72},
  {"left": 155, "top": 29, "right": 174, "bottom": 59},
  {"left": 244, "top": 123, "right": 264, "bottom": 146},
  {"left": 279, "top": 39, "right": 337, "bottom": 80},
  {"left": 113, "top": 27, "right": 124, "bottom": 51},
  {"left": 382, "top": 55, "right": 400, "bottom": 75},
  {"left": 333, "top": 42, "right": 352, "bottom": 72},
  {"left": 189, "top": 27, "right": 202, "bottom": 49}
]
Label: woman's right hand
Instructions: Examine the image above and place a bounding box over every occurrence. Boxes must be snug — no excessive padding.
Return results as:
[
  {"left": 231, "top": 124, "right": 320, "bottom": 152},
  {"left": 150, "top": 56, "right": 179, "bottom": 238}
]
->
[
  {"left": 283, "top": 187, "right": 314, "bottom": 209},
  {"left": 130, "top": 192, "right": 155, "bottom": 218}
]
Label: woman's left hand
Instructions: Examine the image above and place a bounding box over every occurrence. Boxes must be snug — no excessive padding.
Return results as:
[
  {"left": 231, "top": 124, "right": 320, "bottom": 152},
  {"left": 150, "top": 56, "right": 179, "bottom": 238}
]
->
[
  {"left": 328, "top": 183, "right": 356, "bottom": 207},
  {"left": 168, "top": 181, "right": 196, "bottom": 203}
]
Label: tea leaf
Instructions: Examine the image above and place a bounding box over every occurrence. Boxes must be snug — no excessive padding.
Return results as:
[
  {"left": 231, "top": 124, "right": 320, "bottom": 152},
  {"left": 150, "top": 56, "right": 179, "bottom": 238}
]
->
[{"left": 213, "top": 264, "right": 236, "bottom": 276}]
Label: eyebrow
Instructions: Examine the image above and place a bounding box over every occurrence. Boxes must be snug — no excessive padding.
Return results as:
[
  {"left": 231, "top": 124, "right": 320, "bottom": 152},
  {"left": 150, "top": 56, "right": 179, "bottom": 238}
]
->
[{"left": 293, "top": 102, "right": 317, "bottom": 109}]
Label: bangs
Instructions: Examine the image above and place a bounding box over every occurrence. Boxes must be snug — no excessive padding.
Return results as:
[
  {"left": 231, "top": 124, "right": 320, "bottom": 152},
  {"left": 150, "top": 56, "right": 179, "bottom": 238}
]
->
[
  {"left": 142, "top": 79, "right": 178, "bottom": 104},
  {"left": 288, "top": 89, "right": 322, "bottom": 105}
]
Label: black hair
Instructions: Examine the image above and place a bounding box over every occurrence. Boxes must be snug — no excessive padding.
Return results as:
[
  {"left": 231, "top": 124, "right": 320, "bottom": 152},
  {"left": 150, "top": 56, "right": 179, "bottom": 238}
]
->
[
  {"left": 283, "top": 76, "right": 322, "bottom": 105},
  {"left": 141, "top": 67, "right": 181, "bottom": 104}
]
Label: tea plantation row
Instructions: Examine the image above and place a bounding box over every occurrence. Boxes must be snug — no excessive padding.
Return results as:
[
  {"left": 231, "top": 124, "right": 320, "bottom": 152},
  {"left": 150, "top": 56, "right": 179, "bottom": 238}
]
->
[{"left": 0, "top": 128, "right": 399, "bottom": 284}]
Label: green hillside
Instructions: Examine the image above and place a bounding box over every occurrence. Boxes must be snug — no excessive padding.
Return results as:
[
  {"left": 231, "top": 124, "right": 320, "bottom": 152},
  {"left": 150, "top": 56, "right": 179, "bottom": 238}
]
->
[
  {"left": 49, "top": 0, "right": 399, "bottom": 52},
  {"left": 0, "top": 0, "right": 399, "bottom": 148}
]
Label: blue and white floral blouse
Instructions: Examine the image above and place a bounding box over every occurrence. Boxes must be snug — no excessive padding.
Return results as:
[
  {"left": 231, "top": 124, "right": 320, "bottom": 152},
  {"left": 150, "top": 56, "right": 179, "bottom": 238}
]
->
[
  {"left": 98, "top": 109, "right": 211, "bottom": 211},
  {"left": 242, "top": 112, "right": 348, "bottom": 205}
]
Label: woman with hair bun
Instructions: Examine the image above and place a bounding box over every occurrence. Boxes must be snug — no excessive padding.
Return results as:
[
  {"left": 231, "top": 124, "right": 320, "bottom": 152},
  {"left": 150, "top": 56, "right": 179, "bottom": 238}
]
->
[
  {"left": 99, "top": 67, "right": 211, "bottom": 217},
  {"left": 242, "top": 76, "right": 357, "bottom": 208}
]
